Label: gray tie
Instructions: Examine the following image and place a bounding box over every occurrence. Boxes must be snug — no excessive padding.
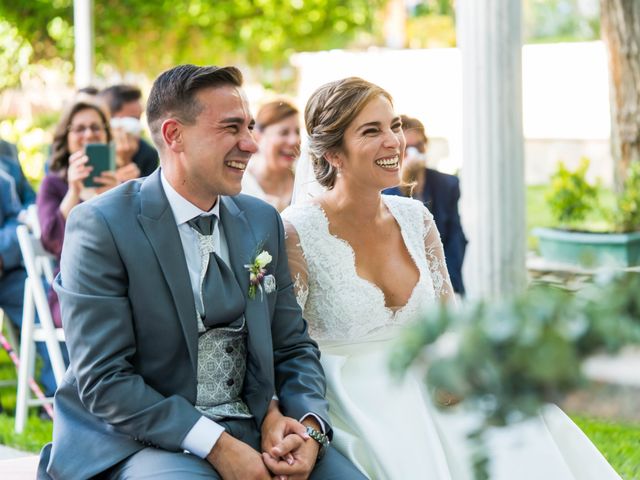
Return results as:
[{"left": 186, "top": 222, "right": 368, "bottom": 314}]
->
[{"left": 188, "top": 215, "right": 245, "bottom": 328}]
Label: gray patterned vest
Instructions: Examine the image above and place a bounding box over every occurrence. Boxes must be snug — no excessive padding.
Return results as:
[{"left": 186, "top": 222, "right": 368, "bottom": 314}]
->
[
  {"left": 195, "top": 316, "right": 252, "bottom": 420},
  {"left": 190, "top": 215, "right": 252, "bottom": 421}
]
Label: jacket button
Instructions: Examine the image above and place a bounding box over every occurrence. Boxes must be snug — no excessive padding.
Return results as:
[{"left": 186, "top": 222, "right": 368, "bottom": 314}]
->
[
  {"left": 225, "top": 345, "right": 234, "bottom": 354},
  {"left": 226, "top": 378, "right": 234, "bottom": 387}
]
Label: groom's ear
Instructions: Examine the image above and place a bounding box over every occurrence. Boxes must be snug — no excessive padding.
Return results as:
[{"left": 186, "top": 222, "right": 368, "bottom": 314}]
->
[{"left": 161, "top": 119, "right": 184, "bottom": 153}]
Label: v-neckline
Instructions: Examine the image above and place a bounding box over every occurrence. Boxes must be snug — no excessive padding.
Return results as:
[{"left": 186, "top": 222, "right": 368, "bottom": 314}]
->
[{"left": 310, "top": 197, "right": 422, "bottom": 316}]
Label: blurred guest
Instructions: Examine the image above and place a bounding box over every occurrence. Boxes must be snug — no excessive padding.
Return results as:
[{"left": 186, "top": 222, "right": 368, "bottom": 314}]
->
[
  {"left": 0, "top": 151, "right": 35, "bottom": 228},
  {"left": 0, "top": 172, "right": 59, "bottom": 397},
  {"left": 37, "top": 100, "right": 120, "bottom": 328},
  {"left": 0, "top": 153, "right": 35, "bottom": 210},
  {"left": 0, "top": 138, "right": 18, "bottom": 161},
  {"left": 76, "top": 86, "right": 100, "bottom": 96},
  {"left": 99, "top": 84, "right": 159, "bottom": 177},
  {"left": 242, "top": 99, "right": 300, "bottom": 211},
  {"left": 0, "top": 135, "right": 37, "bottom": 234},
  {"left": 385, "top": 115, "right": 467, "bottom": 295}
]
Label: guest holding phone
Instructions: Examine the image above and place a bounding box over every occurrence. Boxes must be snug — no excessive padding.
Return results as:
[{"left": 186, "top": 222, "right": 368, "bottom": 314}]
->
[{"left": 36, "top": 99, "right": 120, "bottom": 328}]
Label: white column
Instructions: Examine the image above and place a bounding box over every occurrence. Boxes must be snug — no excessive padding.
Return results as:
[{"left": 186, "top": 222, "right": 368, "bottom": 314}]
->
[
  {"left": 457, "top": 0, "right": 526, "bottom": 299},
  {"left": 73, "top": 0, "right": 94, "bottom": 88}
]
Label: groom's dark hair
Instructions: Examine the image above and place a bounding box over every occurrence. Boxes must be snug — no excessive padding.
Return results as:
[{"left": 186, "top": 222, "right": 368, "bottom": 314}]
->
[{"left": 146, "top": 64, "right": 243, "bottom": 150}]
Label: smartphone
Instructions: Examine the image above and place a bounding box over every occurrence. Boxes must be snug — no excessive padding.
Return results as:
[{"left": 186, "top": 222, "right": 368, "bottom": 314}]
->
[{"left": 84, "top": 143, "right": 115, "bottom": 187}]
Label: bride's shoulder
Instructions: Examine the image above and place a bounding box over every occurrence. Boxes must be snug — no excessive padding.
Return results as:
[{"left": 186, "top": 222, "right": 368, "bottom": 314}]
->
[
  {"left": 281, "top": 201, "right": 324, "bottom": 227},
  {"left": 382, "top": 194, "right": 432, "bottom": 219}
]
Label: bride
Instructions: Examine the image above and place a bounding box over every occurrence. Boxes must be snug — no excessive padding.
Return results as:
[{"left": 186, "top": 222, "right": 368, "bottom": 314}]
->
[{"left": 281, "top": 77, "right": 620, "bottom": 479}]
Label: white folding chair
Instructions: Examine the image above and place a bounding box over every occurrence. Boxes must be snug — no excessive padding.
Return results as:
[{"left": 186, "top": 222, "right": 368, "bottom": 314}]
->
[
  {"left": 14, "top": 225, "right": 65, "bottom": 433},
  {"left": 25, "top": 204, "right": 41, "bottom": 239}
]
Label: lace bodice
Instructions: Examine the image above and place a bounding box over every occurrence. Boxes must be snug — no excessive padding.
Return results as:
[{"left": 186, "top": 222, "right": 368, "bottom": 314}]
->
[{"left": 282, "top": 195, "right": 454, "bottom": 343}]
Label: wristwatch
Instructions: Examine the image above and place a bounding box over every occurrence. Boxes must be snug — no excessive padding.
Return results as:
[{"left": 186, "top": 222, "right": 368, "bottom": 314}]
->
[{"left": 305, "top": 425, "right": 330, "bottom": 460}]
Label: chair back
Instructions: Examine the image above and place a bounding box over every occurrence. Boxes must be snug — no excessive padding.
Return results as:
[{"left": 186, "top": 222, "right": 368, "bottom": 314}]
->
[
  {"left": 25, "top": 204, "right": 41, "bottom": 239},
  {"left": 16, "top": 225, "right": 65, "bottom": 384}
]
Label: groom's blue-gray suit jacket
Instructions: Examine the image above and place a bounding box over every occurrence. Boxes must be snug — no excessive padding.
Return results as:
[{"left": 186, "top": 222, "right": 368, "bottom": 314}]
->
[{"left": 43, "top": 170, "right": 329, "bottom": 479}]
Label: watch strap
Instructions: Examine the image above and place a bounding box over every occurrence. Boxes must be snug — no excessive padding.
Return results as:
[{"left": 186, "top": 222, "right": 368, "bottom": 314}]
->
[{"left": 305, "top": 425, "right": 329, "bottom": 460}]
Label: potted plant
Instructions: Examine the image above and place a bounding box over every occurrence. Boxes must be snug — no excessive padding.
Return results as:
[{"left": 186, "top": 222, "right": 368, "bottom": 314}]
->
[{"left": 533, "top": 158, "right": 640, "bottom": 267}]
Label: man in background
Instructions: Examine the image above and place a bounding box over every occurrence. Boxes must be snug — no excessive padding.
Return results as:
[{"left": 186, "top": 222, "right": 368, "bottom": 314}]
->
[
  {"left": 386, "top": 115, "right": 467, "bottom": 295},
  {"left": 99, "top": 84, "right": 159, "bottom": 177}
]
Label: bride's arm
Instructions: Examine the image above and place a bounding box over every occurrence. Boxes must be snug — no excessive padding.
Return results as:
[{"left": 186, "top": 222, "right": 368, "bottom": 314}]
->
[
  {"left": 422, "top": 207, "right": 456, "bottom": 303},
  {"left": 283, "top": 219, "right": 310, "bottom": 311}
]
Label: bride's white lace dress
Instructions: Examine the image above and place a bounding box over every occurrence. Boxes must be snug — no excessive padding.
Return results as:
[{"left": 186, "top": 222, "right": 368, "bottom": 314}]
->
[{"left": 281, "top": 194, "right": 620, "bottom": 480}]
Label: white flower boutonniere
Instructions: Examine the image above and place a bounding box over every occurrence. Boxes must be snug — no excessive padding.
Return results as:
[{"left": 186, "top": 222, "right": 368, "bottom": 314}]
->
[{"left": 245, "top": 250, "right": 276, "bottom": 299}]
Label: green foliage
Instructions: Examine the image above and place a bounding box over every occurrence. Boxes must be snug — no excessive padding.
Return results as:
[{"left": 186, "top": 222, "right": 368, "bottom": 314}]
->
[
  {"left": 544, "top": 158, "right": 640, "bottom": 233},
  {"left": 612, "top": 161, "right": 640, "bottom": 233},
  {"left": 524, "top": 0, "right": 600, "bottom": 43},
  {"left": 0, "top": 20, "right": 34, "bottom": 90},
  {"left": 527, "top": 184, "right": 617, "bottom": 250},
  {"left": 405, "top": 0, "right": 601, "bottom": 45},
  {"left": 391, "top": 272, "right": 640, "bottom": 479},
  {"left": 0, "top": 118, "right": 52, "bottom": 188},
  {"left": 411, "top": 0, "right": 454, "bottom": 17},
  {"left": 545, "top": 158, "right": 599, "bottom": 229},
  {"left": 0, "top": 0, "right": 382, "bottom": 78}
]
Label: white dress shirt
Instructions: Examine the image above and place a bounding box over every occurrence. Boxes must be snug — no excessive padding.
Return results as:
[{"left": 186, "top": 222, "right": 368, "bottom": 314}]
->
[
  {"left": 161, "top": 172, "right": 228, "bottom": 458},
  {"left": 161, "top": 172, "right": 324, "bottom": 458}
]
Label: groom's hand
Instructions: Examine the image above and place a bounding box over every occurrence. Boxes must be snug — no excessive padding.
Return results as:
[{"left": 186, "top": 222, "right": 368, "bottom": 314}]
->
[
  {"left": 261, "top": 401, "right": 308, "bottom": 462},
  {"left": 262, "top": 417, "right": 321, "bottom": 480},
  {"left": 207, "top": 431, "right": 273, "bottom": 480}
]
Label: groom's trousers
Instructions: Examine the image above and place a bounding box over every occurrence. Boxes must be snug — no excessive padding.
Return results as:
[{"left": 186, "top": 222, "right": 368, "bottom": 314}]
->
[{"left": 105, "top": 417, "right": 367, "bottom": 480}]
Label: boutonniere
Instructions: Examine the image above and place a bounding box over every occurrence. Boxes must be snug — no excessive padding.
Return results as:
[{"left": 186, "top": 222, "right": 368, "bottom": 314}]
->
[{"left": 245, "top": 250, "right": 276, "bottom": 299}]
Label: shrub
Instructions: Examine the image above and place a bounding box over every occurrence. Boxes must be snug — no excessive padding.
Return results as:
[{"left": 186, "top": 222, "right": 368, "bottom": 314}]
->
[
  {"left": 612, "top": 160, "right": 640, "bottom": 232},
  {"left": 545, "top": 158, "right": 599, "bottom": 229}
]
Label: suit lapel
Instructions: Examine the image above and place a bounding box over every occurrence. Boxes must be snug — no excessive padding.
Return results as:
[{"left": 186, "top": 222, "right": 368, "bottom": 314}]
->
[
  {"left": 220, "top": 196, "right": 273, "bottom": 387},
  {"left": 137, "top": 170, "right": 198, "bottom": 371}
]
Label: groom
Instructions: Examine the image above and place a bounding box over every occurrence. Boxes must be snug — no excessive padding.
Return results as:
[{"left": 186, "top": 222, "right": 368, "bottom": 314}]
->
[{"left": 38, "top": 65, "right": 364, "bottom": 479}]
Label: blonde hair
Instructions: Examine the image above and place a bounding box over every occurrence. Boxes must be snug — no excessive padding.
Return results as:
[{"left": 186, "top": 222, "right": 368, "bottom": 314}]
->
[{"left": 304, "top": 77, "right": 393, "bottom": 189}]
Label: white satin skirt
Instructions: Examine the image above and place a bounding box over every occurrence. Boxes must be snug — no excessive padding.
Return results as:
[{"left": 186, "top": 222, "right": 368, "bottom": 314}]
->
[{"left": 320, "top": 334, "right": 621, "bottom": 480}]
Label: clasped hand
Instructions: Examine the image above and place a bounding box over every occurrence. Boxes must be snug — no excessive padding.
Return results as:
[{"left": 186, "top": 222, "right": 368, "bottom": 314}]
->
[
  {"left": 260, "top": 404, "right": 320, "bottom": 480},
  {"left": 207, "top": 402, "right": 319, "bottom": 480}
]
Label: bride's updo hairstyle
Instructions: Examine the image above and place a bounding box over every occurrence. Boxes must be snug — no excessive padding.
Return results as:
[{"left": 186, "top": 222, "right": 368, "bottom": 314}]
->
[{"left": 304, "top": 77, "right": 393, "bottom": 189}]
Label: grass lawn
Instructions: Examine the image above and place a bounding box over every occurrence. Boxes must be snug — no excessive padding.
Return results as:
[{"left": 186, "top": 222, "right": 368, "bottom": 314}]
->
[
  {"left": 526, "top": 185, "right": 555, "bottom": 251},
  {"left": 0, "top": 342, "right": 53, "bottom": 453},
  {"left": 574, "top": 416, "right": 640, "bottom": 479}
]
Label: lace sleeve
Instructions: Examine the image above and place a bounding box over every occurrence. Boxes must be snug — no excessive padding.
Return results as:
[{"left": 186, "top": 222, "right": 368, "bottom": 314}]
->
[
  {"left": 283, "top": 219, "right": 309, "bottom": 310},
  {"left": 423, "top": 208, "right": 456, "bottom": 303}
]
